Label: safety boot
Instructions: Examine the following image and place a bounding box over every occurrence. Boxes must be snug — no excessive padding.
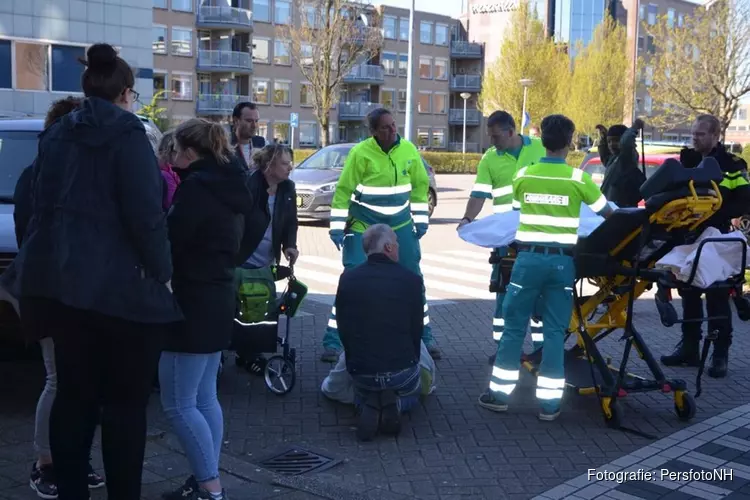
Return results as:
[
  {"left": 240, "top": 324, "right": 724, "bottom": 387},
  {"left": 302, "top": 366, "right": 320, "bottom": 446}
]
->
[
  {"left": 708, "top": 336, "right": 731, "bottom": 378},
  {"left": 660, "top": 337, "right": 701, "bottom": 367}
]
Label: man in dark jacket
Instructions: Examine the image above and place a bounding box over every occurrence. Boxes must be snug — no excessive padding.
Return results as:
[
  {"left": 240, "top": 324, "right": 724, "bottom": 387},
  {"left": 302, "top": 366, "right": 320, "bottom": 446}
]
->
[
  {"left": 596, "top": 119, "right": 646, "bottom": 208},
  {"left": 661, "top": 114, "right": 750, "bottom": 378},
  {"left": 335, "top": 223, "right": 423, "bottom": 442},
  {"left": 232, "top": 102, "right": 266, "bottom": 169}
]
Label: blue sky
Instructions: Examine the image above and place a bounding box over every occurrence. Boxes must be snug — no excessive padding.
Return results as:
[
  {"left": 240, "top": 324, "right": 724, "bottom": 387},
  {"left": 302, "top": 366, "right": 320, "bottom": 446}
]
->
[{"left": 377, "top": 0, "right": 464, "bottom": 17}]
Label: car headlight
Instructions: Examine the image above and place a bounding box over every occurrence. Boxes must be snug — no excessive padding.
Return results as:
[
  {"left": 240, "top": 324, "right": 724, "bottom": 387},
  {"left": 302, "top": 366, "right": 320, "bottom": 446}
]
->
[{"left": 317, "top": 183, "right": 336, "bottom": 193}]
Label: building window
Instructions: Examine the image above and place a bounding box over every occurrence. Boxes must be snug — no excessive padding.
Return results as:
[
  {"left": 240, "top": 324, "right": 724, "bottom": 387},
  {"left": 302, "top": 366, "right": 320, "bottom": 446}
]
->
[
  {"left": 273, "top": 122, "right": 290, "bottom": 143},
  {"left": 153, "top": 26, "right": 167, "bottom": 54},
  {"left": 254, "top": 0, "right": 270, "bottom": 22},
  {"left": 435, "top": 24, "right": 449, "bottom": 46},
  {"left": 431, "top": 128, "right": 445, "bottom": 148},
  {"left": 382, "top": 52, "right": 396, "bottom": 76},
  {"left": 433, "top": 58, "right": 447, "bottom": 80},
  {"left": 171, "top": 27, "right": 193, "bottom": 56},
  {"left": 300, "top": 44, "right": 313, "bottom": 66},
  {"left": 172, "top": 73, "right": 193, "bottom": 100},
  {"left": 275, "top": 0, "right": 291, "bottom": 24},
  {"left": 383, "top": 15, "right": 396, "bottom": 39},
  {"left": 420, "top": 21, "right": 432, "bottom": 44},
  {"left": 51, "top": 45, "right": 85, "bottom": 92},
  {"left": 735, "top": 108, "right": 748, "bottom": 120},
  {"left": 398, "top": 54, "right": 408, "bottom": 77},
  {"left": 273, "top": 81, "right": 291, "bottom": 105},
  {"left": 274, "top": 40, "right": 291, "bottom": 65},
  {"left": 253, "top": 78, "right": 270, "bottom": 103},
  {"left": 399, "top": 18, "right": 409, "bottom": 41},
  {"left": 644, "top": 65, "right": 653, "bottom": 86},
  {"left": 647, "top": 4, "right": 657, "bottom": 25},
  {"left": 153, "top": 0, "right": 166, "bottom": 9},
  {"left": 0, "top": 40, "right": 10, "bottom": 89},
  {"left": 257, "top": 121, "right": 269, "bottom": 139},
  {"left": 303, "top": 5, "right": 317, "bottom": 27},
  {"left": 644, "top": 94, "right": 652, "bottom": 115},
  {"left": 433, "top": 93, "right": 446, "bottom": 114},
  {"left": 667, "top": 8, "right": 675, "bottom": 27},
  {"left": 153, "top": 72, "right": 167, "bottom": 96},
  {"left": 639, "top": 4, "right": 644, "bottom": 19},
  {"left": 14, "top": 42, "right": 49, "bottom": 91},
  {"left": 300, "top": 83, "right": 313, "bottom": 106},
  {"left": 647, "top": 35, "right": 655, "bottom": 54},
  {"left": 172, "top": 0, "right": 193, "bottom": 12},
  {"left": 417, "top": 127, "right": 429, "bottom": 147},
  {"left": 253, "top": 38, "right": 270, "bottom": 64},
  {"left": 398, "top": 89, "right": 407, "bottom": 112},
  {"left": 418, "top": 92, "right": 431, "bottom": 113},
  {"left": 380, "top": 88, "right": 395, "bottom": 108},
  {"left": 678, "top": 12, "right": 684, "bottom": 27},
  {"left": 419, "top": 56, "right": 432, "bottom": 79},
  {"left": 300, "top": 122, "right": 317, "bottom": 147}
]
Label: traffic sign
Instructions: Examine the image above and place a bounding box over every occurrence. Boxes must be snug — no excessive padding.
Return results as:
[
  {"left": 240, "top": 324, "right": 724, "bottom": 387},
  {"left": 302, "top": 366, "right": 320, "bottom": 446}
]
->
[{"left": 290, "top": 112, "right": 299, "bottom": 128}]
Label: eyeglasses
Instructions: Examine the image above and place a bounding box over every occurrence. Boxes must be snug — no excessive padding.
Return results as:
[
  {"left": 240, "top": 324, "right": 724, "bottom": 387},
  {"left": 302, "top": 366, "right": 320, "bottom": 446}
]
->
[{"left": 130, "top": 88, "right": 140, "bottom": 102}]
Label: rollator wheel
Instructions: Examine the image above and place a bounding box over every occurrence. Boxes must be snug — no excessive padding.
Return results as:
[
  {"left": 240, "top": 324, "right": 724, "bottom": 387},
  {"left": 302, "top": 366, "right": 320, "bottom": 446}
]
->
[
  {"left": 603, "top": 399, "right": 624, "bottom": 429},
  {"left": 234, "top": 355, "right": 246, "bottom": 368},
  {"left": 675, "top": 392, "right": 697, "bottom": 421},
  {"left": 264, "top": 355, "right": 296, "bottom": 395}
]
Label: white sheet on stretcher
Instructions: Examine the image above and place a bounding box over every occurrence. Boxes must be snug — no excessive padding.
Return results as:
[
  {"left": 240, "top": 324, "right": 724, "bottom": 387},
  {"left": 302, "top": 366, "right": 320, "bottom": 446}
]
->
[
  {"left": 654, "top": 227, "right": 750, "bottom": 288},
  {"left": 456, "top": 202, "right": 619, "bottom": 249}
]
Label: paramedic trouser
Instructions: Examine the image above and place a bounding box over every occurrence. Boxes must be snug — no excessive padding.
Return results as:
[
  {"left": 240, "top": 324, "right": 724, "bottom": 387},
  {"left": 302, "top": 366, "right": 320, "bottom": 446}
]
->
[
  {"left": 323, "top": 221, "right": 433, "bottom": 350},
  {"left": 491, "top": 247, "right": 544, "bottom": 351},
  {"left": 490, "top": 247, "right": 574, "bottom": 414},
  {"left": 679, "top": 287, "right": 733, "bottom": 350}
]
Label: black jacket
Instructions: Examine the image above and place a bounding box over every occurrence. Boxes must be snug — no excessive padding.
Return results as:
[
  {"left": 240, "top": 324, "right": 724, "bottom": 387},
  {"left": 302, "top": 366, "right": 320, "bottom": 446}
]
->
[
  {"left": 599, "top": 126, "right": 646, "bottom": 208},
  {"left": 166, "top": 155, "right": 254, "bottom": 354},
  {"left": 680, "top": 144, "right": 750, "bottom": 232},
  {"left": 13, "top": 162, "right": 33, "bottom": 248},
  {"left": 237, "top": 169, "right": 298, "bottom": 266},
  {"left": 12, "top": 97, "right": 182, "bottom": 324},
  {"left": 234, "top": 136, "right": 267, "bottom": 170},
  {"left": 335, "top": 253, "right": 423, "bottom": 375}
]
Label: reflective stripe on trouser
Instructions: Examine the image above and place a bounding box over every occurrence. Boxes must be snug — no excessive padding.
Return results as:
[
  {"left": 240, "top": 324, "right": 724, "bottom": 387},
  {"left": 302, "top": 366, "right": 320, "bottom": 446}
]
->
[
  {"left": 491, "top": 251, "right": 574, "bottom": 413},
  {"left": 322, "top": 222, "right": 433, "bottom": 350}
]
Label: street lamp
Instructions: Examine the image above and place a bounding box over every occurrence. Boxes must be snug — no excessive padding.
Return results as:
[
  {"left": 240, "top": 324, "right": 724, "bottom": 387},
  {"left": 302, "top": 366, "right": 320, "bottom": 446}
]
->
[
  {"left": 519, "top": 78, "right": 533, "bottom": 135},
  {"left": 404, "top": 0, "right": 415, "bottom": 141},
  {"left": 460, "top": 92, "right": 471, "bottom": 155}
]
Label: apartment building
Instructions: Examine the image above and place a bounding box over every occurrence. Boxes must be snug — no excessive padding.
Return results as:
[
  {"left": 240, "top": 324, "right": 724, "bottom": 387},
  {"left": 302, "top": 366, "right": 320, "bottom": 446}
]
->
[
  {"left": 0, "top": 0, "right": 154, "bottom": 116},
  {"left": 725, "top": 103, "right": 750, "bottom": 145}
]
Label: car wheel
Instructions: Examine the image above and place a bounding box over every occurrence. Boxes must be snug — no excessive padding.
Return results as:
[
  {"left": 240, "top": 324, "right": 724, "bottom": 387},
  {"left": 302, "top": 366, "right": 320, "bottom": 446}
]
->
[{"left": 428, "top": 188, "right": 436, "bottom": 217}]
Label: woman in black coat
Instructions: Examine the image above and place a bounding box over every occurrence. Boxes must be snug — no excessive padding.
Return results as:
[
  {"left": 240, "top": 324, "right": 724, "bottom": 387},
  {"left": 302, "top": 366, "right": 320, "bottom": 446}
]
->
[{"left": 159, "top": 118, "right": 254, "bottom": 500}]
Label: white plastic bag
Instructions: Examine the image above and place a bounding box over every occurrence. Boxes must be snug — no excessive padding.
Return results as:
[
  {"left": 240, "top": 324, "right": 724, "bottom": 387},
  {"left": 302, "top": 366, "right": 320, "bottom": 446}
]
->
[{"left": 654, "top": 227, "right": 750, "bottom": 288}]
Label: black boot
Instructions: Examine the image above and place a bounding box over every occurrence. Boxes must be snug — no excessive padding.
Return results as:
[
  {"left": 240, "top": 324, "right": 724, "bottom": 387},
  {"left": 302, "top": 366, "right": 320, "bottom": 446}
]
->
[
  {"left": 708, "top": 335, "right": 731, "bottom": 378},
  {"left": 660, "top": 337, "right": 701, "bottom": 367}
]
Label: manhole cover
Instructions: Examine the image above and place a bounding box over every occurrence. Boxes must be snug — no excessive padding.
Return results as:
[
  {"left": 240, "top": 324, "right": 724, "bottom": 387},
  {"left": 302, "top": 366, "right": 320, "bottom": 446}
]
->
[{"left": 258, "top": 447, "right": 340, "bottom": 475}]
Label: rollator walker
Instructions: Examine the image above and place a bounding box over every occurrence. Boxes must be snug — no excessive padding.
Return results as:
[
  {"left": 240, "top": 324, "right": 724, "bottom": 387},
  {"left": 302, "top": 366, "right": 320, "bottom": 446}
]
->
[
  {"left": 491, "top": 157, "right": 748, "bottom": 428},
  {"left": 230, "top": 265, "right": 308, "bottom": 395}
]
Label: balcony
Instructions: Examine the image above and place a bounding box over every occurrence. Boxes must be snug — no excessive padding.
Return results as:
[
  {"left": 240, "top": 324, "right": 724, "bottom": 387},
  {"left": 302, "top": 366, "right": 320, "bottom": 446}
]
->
[
  {"left": 450, "top": 41, "right": 482, "bottom": 59},
  {"left": 449, "top": 142, "right": 479, "bottom": 153},
  {"left": 350, "top": 25, "right": 382, "bottom": 45},
  {"left": 197, "top": 5, "right": 253, "bottom": 31},
  {"left": 196, "top": 94, "right": 252, "bottom": 115},
  {"left": 343, "top": 64, "right": 384, "bottom": 84},
  {"left": 450, "top": 74, "right": 481, "bottom": 92},
  {"left": 339, "top": 102, "right": 379, "bottom": 120},
  {"left": 448, "top": 108, "right": 481, "bottom": 125},
  {"left": 197, "top": 50, "right": 253, "bottom": 73}
]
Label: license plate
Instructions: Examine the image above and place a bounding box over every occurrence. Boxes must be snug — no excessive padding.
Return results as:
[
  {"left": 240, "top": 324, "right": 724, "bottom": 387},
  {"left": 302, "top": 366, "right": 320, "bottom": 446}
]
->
[{"left": 297, "top": 196, "right": 303, "bottom": 207}]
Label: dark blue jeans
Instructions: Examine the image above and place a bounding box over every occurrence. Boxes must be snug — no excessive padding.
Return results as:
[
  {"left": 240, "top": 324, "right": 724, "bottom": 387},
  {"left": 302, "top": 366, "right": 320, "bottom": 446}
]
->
[{"left": 352, "top": 365, "right": 422, "bottom": 413}]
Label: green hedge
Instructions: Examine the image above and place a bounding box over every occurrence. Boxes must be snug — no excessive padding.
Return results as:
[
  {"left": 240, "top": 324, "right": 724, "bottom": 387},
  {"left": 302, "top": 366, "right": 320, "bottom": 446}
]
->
[{"left": 293, "top": 148, "right": 586, "bottom": 174}]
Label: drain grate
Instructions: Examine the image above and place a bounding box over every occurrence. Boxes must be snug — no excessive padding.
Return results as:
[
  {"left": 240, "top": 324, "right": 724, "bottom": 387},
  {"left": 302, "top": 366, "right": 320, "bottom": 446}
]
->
[{"left": 258, "top": 447, "right": 340, "bottom": 476}]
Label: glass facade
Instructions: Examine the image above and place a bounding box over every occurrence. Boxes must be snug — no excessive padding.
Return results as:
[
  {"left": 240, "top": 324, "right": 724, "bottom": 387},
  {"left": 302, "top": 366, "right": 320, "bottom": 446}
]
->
[{"left": 554, "top": 0, "right": 607, "bottom": 56}]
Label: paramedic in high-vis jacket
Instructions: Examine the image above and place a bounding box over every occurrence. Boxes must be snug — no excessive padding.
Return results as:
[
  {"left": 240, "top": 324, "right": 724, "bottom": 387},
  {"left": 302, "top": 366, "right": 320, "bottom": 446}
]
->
[
  {"left": 320, "top": 108, "right": 439, "bottom": 362},
  {"left": 457, "top": 111, "right": 546, "bottom": 363}
]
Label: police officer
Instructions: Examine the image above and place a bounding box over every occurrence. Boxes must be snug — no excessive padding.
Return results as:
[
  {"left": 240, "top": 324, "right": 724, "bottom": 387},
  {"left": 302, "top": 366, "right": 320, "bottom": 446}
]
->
[
  {"left": 478, "top": 114, "right": 613, "bottom": 421},
  {"left": 660, "top": 114, "right": 750, "bottom": 378},
  {"left": 457, "top": 111, "right": 546, "bottom": 363}
]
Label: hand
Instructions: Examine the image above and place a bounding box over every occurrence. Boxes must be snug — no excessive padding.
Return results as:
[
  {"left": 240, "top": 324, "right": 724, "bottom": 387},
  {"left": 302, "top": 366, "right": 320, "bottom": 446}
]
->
[
  {"left": 329, "top": 230, "right": 345, "bottom": 251},
  {"left": 165, "top": 280, "right": 172, "bottom": 293},
  {"left": 634, "top": 118, "right": 645, "bottom": 130},
  {"left": 284, "top": 248, "right": 299, "bottom": 266},
  {"left": 415, "top": 224, "right": 427, "bottom": 239}
]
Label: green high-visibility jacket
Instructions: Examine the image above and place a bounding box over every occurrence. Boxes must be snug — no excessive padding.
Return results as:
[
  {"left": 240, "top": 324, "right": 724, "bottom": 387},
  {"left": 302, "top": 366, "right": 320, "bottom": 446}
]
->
[{"left": 330, "top": 136, "right": 430, "bottom": 233}]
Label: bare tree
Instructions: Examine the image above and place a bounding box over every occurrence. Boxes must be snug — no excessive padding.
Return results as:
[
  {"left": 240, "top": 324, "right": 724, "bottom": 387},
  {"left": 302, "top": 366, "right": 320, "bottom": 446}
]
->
[
  {"left": 646, "top": 0, "right": 750, "bottom": 138},
  {"left": 276, "top": 0, "right": 382, "bottom": 147}
]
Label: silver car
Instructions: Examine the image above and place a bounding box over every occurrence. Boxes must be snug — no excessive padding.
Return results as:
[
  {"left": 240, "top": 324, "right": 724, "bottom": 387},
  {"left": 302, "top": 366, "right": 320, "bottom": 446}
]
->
[{"left": 290, "top": 143, "right": 438, "bottom": 221}]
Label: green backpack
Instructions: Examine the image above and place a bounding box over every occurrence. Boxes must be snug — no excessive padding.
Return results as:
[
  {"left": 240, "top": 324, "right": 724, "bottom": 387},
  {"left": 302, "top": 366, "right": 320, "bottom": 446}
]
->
[{"left": 236, "top": 273, "right": 276, "bottom": 324}]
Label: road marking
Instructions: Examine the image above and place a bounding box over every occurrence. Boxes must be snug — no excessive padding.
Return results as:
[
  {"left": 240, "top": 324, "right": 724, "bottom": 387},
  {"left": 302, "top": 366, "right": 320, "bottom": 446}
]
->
[
  {"left": 421, "top": 253, "right": 491, "bottom": 271},
  {"left": 444, "top": 249, "right": 494, "bottom": 260}
]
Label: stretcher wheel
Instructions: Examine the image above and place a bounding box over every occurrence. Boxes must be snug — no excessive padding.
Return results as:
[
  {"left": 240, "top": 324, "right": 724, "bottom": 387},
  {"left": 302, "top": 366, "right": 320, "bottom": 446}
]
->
[
  {"left": 602, "top": 399, "right": 624, "bottom": 429},
  {"left": 674, "top": 392, "right": 696, "bottom": 421},
  {"left": 264, "top": 355, "right": 296, "bottom": 395}
]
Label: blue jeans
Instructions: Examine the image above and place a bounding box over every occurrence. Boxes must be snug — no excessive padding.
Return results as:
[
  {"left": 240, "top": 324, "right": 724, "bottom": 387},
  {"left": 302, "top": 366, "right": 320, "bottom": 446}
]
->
[
  {"left": 352, "top": 365, "right": 422, "bottom": 414},
  {"left": 159, "top": 351, "right": 223, "bottom": 483}
]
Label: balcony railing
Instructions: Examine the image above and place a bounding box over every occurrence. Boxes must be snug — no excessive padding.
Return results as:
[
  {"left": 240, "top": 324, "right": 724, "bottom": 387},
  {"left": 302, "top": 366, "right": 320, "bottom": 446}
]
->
[
  {"left": 197, "top": 5, "right": 253, "bottom": 29},
  {"left": 197, "top": 50, "right": 253, "bottom": 72},
  {"left": 196, "top": 94, "right": 252, "bottom": 115},
  {"left": 449, "top": 142, "right": 479, "bottom": 153},
  {"left": 450, "top": 41, "right": 482, "bottom": 58},
  {"left": 339, "top": 102, "right": 379, "bottom": 119},
  {"left": 448, "top": 108, "right": 481, "bottom": 125},
  {"left": 350, "top": 25, "right": 381, "bottom": 45},
  {"left": 343, "top": 64, "right": 384, "bottom": 83},
  {"left": 450, "top": 74, "right": 481, "bottom": 91}
]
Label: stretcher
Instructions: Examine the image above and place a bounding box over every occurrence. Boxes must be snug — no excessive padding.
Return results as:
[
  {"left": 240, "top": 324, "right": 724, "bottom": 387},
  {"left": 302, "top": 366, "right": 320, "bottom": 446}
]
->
[{"left": 493, "top": 157, "right": 747, "bottom": 428}]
